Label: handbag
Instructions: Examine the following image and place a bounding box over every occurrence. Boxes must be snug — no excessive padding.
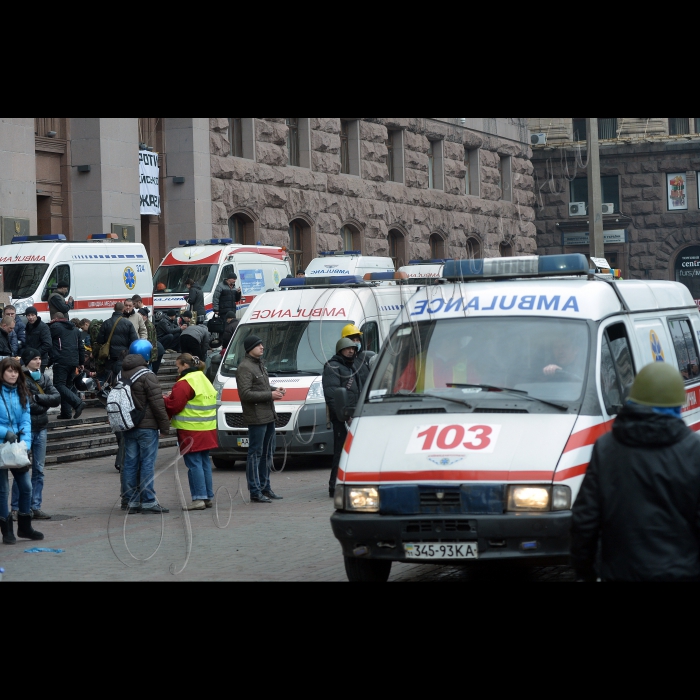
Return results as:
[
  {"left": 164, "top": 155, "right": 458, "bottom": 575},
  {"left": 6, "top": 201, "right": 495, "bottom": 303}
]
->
[
  {"left": 98, "top": 317, "right": 123, "bottom": 362},
  {"left": 0, "top": 440, "right": 30, "bottom": 469}
]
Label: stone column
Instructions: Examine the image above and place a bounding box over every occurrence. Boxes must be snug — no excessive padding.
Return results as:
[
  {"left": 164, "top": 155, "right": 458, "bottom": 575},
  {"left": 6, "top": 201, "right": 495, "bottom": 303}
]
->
[
  {"left": 69, "top": 118, "right": 141, "bottom": 240},
  {"left": 0, "top": 117, "right": 37, "bottom": 238},
  {"left": 162, "top": 118, "right": 213, "bottom": 251}
]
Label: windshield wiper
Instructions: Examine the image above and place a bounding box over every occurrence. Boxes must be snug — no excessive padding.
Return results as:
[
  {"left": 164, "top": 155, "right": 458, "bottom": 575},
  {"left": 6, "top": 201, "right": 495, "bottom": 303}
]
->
[
  {"left": 373, "top": 390, "right": 472, "bottom": 409},
  {"left": 273, "top": 370, "right": 321, "bottom": 375},
  {"left": 447, "top": 383, "right": 568, "bottom": 411}
]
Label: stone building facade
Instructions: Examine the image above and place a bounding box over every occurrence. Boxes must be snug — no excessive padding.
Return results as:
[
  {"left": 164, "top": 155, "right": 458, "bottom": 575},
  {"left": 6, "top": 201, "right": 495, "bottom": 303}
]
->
[
  {"left": 0, "top": 118, "right": 536, "bottom": 273},
  {"left": 209, "top": 118, "right": 536, "bottom": 270},
  {"left": 529, "top": 118, "right": 700, "bottom": 302}
]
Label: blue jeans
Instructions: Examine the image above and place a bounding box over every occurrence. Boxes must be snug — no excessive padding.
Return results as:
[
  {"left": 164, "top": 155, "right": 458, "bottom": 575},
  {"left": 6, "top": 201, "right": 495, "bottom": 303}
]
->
[
  {"left": 0, "top": 468, "right": 31, "bottom": 518},
  {"left": 183, "top": 450, "right": 214, "bottom": 501},
  {"left": 123, "top": 428, "right": 160, "bottom": 508},
  {"left": 11, "top": 429, "right": 47, "bottom": 511},
  {"left": 246, "top": 422, "right": 275, "bottom": 497}
]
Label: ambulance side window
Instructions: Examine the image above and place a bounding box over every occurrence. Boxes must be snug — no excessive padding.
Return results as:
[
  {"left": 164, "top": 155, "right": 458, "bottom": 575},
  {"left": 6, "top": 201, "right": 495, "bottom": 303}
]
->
[
  {"left": 361, "top": 322, "right": 379, "bottom": 353},
  {"left": 667, "top": 317, "right": 700, "bottom": 382},
  {"left": 600, "top": 323, "right": 635, "bottom": 415},
  {"left": 42, "top": 264, "right": 71, "bottom": 301}
]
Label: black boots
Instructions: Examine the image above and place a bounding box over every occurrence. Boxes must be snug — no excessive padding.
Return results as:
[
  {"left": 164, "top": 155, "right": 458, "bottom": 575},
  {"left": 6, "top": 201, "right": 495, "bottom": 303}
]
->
[
  {"left": 0, "top": 515, "right": 16, "bottom": 545},
  {"left": 16, "top": 513, "right": 44, "bottom": 541}
]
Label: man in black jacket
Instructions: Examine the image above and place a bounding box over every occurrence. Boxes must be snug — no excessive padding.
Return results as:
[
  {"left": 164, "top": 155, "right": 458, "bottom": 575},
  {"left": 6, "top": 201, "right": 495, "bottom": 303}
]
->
[
  {"left": 322, "top": 337, "right": 369, "bottom": 498},
  {"left": 24, "top": 307, "right": 52, "bottom": 371},
  {"left": 155, "top": 309, "right": 182, "bottom": 352},
  {"left": 49, "top": 313, "right": 86, "bottom": 419},
  {"left": 185, "top": 278, "right": 206, "bottom": 323},
  {"left": 49, "top": 282, "right": 74, "bottom": 319},
  {"left": 0, "top": 315, "right": 15, "bottom": 358},
  {"left": 96, "top": 302, "right": 138, "bottom": 379},
  {"left": 212, "top": 271, "right": 240, "bottom": 316},
  {"left": 219, "top": 311, "right": 238, "bottom": 350},
  {"left": 572, "top": 362, "right": 700, "bottom": 582}
]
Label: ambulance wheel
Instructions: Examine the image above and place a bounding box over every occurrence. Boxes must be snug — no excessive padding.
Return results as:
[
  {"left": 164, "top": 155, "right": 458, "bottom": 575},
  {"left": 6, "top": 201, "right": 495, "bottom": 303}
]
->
[
  {"left": 344, "top": 556, "right": 392, "bottom": 583},
  {"left": 212, "top": 457, "right": 237, "bottom": 469}
]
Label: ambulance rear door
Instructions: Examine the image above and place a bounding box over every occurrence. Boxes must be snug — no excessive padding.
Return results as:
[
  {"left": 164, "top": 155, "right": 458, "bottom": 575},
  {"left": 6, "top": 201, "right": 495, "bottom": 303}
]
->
[{"left": 631, "top": 316, "right": 674, "bottom": 369}]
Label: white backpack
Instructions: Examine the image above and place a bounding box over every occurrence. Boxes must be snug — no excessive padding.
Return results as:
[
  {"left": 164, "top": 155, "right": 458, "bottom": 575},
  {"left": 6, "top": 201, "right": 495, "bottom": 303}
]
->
[{"left": 106, "top": 368, "right": 151, "bottom": 433}]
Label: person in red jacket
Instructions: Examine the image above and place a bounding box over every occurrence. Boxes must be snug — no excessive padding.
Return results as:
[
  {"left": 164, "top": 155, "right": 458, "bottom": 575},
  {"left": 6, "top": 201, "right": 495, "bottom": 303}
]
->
[{"left": 164, "top": 353, "right": 218, "bottom": 511}]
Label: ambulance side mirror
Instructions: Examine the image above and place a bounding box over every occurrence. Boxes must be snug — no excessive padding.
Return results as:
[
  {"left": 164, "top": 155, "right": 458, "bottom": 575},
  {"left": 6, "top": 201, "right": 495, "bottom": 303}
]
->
[
  {"left": 609, "top": 403, "right": 623, "bottom": 416},
  {"left": 334, "top": 388, "right": 353, "bottom": 422}
]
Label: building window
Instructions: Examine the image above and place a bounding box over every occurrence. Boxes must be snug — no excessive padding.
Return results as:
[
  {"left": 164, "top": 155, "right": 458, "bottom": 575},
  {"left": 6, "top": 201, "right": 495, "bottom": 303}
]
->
[
  {"left": 499, "top": 242, "right": 512, "bottom": 258},
  {"left": 669, "top": 118, "right": 690, "bottom": 135},
  {"left": 388, "top": 229, "right": 406, "bottom": 268},
  {"left": 499, "top": 155, "right": 512, "bottom": 202},
  {"left": 229, "top": 118, "right": 243, "bottom": 157},
  {"left": 386, "top": 133, "right": 394, "bottom": 182},
  {"left": 572, "top": 118, "right": 618, "bottom": 141},
  {"left": 287, "top": 118, "right": 300, "bottom": 166},
  {"left": 428, "top": 140, "right": 444, "bottom": 190},
  {"left": 288, "top": 221, "right": 304, "bottom": 272},
  {"left": 570, "top": 176, "right": 620, "bottom": 214},
  {"left": 340, "top": 120, "right": 360, "bottom": 176},
  {"left": 465, "top": 148, "right": 480, "bottom": 196},
  {"left": 340, "top": 224, "right": 360, "bottom": 252},
  {"left": 465, "top": 236, "right": 481, "bottom": 260},
  {"left": 228, "top": 215, "right": 244, "bottom": 243},
  {"left": 428, "top": 146, "right": 434, "bottom": 189},
  {"left": 429, "top": 233, "right": 445, "bottom": 259}
]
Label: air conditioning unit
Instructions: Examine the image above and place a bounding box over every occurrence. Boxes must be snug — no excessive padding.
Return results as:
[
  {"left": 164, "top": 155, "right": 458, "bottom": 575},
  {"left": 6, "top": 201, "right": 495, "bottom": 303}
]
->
[
  {"left": 569, "top": 202, "right": 587, "bottom": 217},
  {"left": 531, "top": 133, "right": 547, "bottom": 146},
  {"left": 601, "top": 203, "right": 615, "bottom": 215}
]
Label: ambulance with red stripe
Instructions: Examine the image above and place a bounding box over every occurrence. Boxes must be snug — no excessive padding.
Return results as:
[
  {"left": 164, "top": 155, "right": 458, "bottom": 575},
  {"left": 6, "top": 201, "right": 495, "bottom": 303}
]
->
[
  {"left": 210, "top": 273, "right": 420, "bottom": 468},
  {"left": 152, "top": 239, "right": 291, "bottom": 321},
  {"left": 331, "top": 253, "right": 700, "bottom": 581},
  {"left": 0, "top": 233, "right": 153, "bottom": 320}
]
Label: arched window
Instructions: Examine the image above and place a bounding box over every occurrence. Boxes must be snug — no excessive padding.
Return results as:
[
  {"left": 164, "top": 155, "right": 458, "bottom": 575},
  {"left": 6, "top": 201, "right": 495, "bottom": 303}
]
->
[
  {"left": 288, "top": 221, "right": 304, "bottom": 273},
  {"left": 340, "top": 224, "right": 360, "bottom": 252},
  {"left": 429, "top": 233, "right": 445, "bottom": 260},
  {"left": 499, "top": 242, "right": 513, "bottom": 258},
  {"left": 388, "top": 229, "right": 407, "bottom": 268},
  {"left": 228, "top": 215, "right": 245, "bottom": 243},
  {"left": 465, "top": 236, "right": 481, "bottom": 260}
]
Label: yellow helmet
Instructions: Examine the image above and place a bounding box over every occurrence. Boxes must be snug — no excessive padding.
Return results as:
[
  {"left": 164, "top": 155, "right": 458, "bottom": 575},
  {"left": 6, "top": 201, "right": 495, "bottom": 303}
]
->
[{"left": 341, "top": 324, "right": 362, "bottom": 338}]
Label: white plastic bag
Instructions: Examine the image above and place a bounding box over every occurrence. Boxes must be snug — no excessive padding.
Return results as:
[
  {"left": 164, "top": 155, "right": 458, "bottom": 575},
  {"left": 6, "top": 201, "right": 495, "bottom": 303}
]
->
[{"left": 0, "top": 440, "right": 30, "bottom": 469}]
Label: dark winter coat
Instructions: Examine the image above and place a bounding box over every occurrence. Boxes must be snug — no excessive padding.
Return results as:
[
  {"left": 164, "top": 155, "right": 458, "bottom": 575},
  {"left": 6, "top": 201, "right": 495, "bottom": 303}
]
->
[
  {"left": 9, "top": 317, "right": 26, "bottom": 355},
  {"left": 237, "top": 354, "right": 276, "bottom": 426},
  {"left": 49, "top": 318, "right": 85, "bottom": 367},
  {"left": 23, "top": 368, "right": 61, "bottom": 432},
  {"left": 96, "top": 312, "right": 138, "bottom": 361},
  {"left": 572, "top": 404, "right": 700, "bottom": 582},
  {"left": 322, "top": 352, "right": 369, "bottom": 418},
  {"left": 213, "top": 281, "right": 241, "bottom": 315},
  {"left": 156, "top": 315, "right": 181, "bottom": 342},
  {"left": 219, "top": 320, "right": 238, "bottom": 350},
  {"left": 121, "top": 354, "right": 170, "bottom": 433},
  {"left": 180, "top": 323, "right": 210, "bottom": 356},
  {"left": 0, "top": 328, "right": 13, "bottom": 358},
  {"left": 48, "top": 292, "right": 73, "bottom": 319},
  {"left": 186, "top": 284, "right": 206, "bottom": 320},
  {"left": 25, "top": 318, "right": 52, "bottom": 366}
]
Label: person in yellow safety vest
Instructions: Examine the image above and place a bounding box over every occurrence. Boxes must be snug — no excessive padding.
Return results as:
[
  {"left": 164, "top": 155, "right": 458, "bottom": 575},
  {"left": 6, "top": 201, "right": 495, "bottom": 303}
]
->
[
  {"left": 394, "top": 331, "right": 475, "bottom": 393},
  {"left": 341, "top": 324, "right": 363, "bottom": 352},
  {"left": 164, "top": 353, "right": 219, "bottom": 511}
]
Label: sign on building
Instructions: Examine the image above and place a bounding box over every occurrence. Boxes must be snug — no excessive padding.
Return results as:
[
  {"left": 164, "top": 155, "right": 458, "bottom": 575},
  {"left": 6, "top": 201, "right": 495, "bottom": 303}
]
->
[
  {"left": 139, "top": 150, "right": 161, "bottom": 215},
  {"left": 561, "top": 229, "right": 627, "bottom": 247}
]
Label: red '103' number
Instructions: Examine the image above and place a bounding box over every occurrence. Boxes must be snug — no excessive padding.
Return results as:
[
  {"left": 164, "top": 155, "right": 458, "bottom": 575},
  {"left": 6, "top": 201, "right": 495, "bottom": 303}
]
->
[{"left": 416, "top": 425, "right": 492, "bottom": 451}]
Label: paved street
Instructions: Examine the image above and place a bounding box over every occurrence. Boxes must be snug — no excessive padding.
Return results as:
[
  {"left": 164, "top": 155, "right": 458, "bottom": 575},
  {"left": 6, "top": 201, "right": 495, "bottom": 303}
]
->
[{"left": 0, "top": 447, "right": 575, "bottom": 582}]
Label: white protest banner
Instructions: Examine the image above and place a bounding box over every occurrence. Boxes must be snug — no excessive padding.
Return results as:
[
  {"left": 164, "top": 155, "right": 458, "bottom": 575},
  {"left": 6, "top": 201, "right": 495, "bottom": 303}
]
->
[{"left": 139, "top": 150, "right": 161, "bottom": 215}]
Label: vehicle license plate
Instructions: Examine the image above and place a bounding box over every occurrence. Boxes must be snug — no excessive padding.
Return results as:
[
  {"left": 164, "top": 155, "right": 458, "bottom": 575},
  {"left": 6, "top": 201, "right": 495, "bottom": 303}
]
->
[
  {"left": 404, "top": 543, "right": 478, "bottom": 560},
  {"left": 236, "top": 438, "right": 249, "bottom": 448}
]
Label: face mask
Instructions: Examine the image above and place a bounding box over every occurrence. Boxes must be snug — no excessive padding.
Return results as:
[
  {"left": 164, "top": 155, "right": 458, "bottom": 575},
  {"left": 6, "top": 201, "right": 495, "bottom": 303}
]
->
[
  {"left": 356, "top": 342, "right": 362, "bottom": 351},
  {"left": 30, "top": 371, "right": 41, "bottom": 381}
]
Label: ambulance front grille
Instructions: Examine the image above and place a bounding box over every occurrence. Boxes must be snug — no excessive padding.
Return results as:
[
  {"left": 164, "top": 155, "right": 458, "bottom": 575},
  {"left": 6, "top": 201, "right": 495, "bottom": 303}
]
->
[
  {"left": 225, "top": 413, "right": 292, "bottom": 428},
  {"left": 419, "top": 490, "right": 462, "bottom": 511},
  {"left": 397, "top": 408, "right": 447, "bottom": 415},
  {"left": 404, "top": 520, "right": 474, "bottom": 534}
]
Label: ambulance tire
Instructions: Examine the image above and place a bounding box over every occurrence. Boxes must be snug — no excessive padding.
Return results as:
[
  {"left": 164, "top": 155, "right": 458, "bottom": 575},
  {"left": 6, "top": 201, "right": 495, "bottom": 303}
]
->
[
  {"left": 212, "top": 457, "right": 239, "bottom": 470},
  {"left": 344, "top": 556, "right": 392, "bottom": 583}
]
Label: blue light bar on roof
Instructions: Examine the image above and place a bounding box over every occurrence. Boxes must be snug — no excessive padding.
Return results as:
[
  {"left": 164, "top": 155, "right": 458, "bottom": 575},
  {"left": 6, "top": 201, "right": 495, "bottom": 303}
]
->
[
  {"left": 443, "top": 254, "right": 589, "bottom": 281},
  {"left": 319, "top": 250, "right": 362, "bottom": 257},
  {"left": 179, "top": 238, "right": 234, "bottom": 247},
  {"left": 11, "top": 234, "right": 67, "bottom": 243},
  {"left": 280, "top": 275, "right": 365, "bottom": 288}
]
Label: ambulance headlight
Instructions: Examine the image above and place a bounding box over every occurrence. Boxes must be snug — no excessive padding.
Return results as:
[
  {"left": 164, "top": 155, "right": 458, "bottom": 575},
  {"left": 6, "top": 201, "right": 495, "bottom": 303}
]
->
[
  {"left": 507, "top": 486, "right": 550, "bottom": 511},
  {"left": 13, "top": 298, "right": 33, "bottom": 314},
  {"left": 306, "top": 378, "right": 325, "bottom": 402},
  {"left": 213, "top": 377, "right": 225, "bottom": 403},
  {"left": 346, "top": 486, "right": 380, "bottom": 512}
]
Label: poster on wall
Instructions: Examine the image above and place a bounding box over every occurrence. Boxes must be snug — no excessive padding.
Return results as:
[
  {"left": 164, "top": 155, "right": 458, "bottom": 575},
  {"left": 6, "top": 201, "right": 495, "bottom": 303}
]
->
[
  {"left": 139, "top": 150, "right": 161, "bottom": 215},
  {"left": 667, "top": 172, "right": 687, "bottom": 211}
]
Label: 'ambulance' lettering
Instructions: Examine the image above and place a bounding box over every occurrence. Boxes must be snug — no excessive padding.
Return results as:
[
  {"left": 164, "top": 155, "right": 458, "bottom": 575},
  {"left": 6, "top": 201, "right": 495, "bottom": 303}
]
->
[
  {"left": 518, "top": 295, "right": 535, "bottom": 310},
  {"left": 562, "top": 296, "right": 579, "bottom": 312},
  {"left": 410, "top": 295, "right": 580, "bottom": 316},
  {"left": 251, "top": 308, "right": 347, "bottom": 320}
]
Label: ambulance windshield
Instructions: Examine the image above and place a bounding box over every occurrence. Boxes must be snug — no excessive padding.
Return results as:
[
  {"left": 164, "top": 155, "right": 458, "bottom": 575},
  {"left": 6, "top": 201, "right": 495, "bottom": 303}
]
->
[
  {"left": 1, "top": 264, "right": 49, "bottom": 299},
  {"left": 372, "top": 318, "right": 590, "bottom": 405},
  {"left": 222, "top": 321, "right": 349, "bottom": 375},
  {"left": 153, "top": 265, "right": 219, "bottom": 294}
]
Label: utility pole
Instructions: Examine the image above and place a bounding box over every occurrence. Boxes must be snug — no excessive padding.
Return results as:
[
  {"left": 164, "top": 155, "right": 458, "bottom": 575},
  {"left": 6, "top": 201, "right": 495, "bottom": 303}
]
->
[{"left": 586, "top": 117, "right": 605, "bottom": 259}]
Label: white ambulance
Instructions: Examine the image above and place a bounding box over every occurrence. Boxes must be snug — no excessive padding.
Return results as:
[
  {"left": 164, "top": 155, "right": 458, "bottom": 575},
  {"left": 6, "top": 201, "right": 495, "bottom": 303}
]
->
[
  {"left": 305, "top": 251, "right": 394, "bottom": 279},
  {"left": 0, "top": 233, "right": 153, "bottom": 321},
  {"left": 398, "top": 259, "right": 447, "bottom": 285},
  {"left": 152, "top": 239, "right": 291, "bottom": 320},
  {"left": 210, "top": 273, "right": 420, "bottom": 467},
  {"left": 330, "top": 253, "right": 700, "bottom": 581}
]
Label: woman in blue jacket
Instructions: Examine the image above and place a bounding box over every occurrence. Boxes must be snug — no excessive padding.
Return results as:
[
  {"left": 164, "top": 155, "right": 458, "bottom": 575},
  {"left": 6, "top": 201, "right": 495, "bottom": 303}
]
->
[{"left": 0, "top": 357, "right": 43, "bottom": 544}]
